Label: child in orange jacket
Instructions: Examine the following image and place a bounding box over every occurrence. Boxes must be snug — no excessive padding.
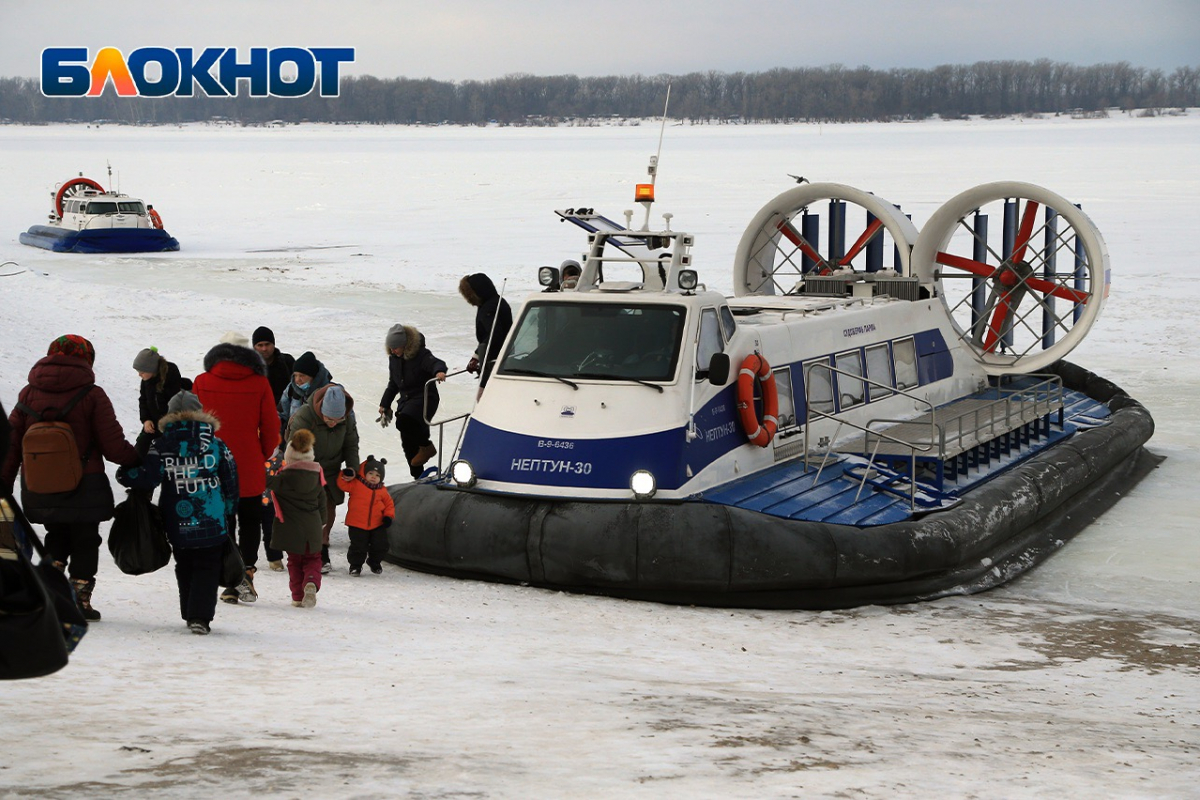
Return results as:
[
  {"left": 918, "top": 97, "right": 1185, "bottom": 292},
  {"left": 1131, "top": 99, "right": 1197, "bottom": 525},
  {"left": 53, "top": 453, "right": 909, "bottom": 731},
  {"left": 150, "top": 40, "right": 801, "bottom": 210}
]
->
[{"left": 336, "top": 455, "right": 395, "bottom": 575}]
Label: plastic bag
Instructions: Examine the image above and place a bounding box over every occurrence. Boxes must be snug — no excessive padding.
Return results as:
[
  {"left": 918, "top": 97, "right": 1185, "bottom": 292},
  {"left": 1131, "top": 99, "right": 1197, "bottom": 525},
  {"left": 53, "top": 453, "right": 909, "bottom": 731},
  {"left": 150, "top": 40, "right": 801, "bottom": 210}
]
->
[
  {"left": 220, "top": 536, "right": 245, "bottom": 589},
  {"left": 108, "top": 490, "right": 171, "bottom": 575}
]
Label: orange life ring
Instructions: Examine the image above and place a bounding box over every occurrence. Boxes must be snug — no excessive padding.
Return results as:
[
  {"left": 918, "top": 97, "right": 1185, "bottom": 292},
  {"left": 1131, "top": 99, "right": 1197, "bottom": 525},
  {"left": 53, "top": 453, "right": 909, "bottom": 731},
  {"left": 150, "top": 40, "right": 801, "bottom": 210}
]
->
[
  {"left": 147, "top": 207, "right": 164, "bottom": 229},
  {"left": 736, "top": 354, "right": 779, "bottom": 447}
]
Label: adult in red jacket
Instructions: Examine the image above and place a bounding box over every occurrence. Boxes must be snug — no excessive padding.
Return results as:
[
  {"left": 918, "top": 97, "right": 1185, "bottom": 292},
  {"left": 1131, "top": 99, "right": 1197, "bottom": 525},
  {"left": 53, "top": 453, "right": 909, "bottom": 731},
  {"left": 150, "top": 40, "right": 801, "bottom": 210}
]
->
[
  {"left": 193, "top": 338, "right": 280, "bottom": 602},
  {"left": 1, "top": 335, "right": 139, "bottom": 620}
]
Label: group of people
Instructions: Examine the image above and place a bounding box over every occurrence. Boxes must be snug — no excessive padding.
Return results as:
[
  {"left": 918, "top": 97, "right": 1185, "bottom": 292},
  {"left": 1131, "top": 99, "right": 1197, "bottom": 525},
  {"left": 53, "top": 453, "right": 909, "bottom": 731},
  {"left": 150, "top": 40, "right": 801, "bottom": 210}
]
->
[{"left": 0, "top": 272, "right": 513, "bottom": 636}]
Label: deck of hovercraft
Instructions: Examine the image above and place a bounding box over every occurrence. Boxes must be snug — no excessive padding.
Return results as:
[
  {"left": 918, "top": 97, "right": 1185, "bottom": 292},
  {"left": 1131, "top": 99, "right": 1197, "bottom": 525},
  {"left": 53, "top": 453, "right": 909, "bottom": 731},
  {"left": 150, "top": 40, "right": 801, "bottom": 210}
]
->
[{"left": 698, "top": 386, "right": 1110, "bottom": 526}]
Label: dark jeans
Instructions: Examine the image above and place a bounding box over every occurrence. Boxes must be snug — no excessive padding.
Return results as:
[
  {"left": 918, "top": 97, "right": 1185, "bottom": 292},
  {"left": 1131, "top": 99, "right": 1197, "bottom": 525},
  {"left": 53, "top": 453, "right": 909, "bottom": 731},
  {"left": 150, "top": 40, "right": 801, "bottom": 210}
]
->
[
  {"left": 347, "top": 525, "right": 388, "bottom": 569},
  {"left": 44, "top": 522, "right": 101, "bottom": 581},
  {"left": 228, "top": 496, "right": 263, "bottom": 569},
  {"left": 260, "top": 501, "right": 283, "bottom": 562},
  {"left": 174, "top": 544, "right": 223, "bottom": 623},
  {"left": 396, "top": 413, "right": 432, "bottom": 478}
]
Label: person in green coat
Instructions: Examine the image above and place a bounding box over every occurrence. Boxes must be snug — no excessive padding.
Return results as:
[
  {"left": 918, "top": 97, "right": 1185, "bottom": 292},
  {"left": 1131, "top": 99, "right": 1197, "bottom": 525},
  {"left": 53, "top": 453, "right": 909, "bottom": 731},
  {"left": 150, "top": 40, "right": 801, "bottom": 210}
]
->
[
  {"left": 284, "top": 383, "right": 360, "bottom": 573},
  {"left": 266, "top": 428, "right": 327, "bottom": 608}
]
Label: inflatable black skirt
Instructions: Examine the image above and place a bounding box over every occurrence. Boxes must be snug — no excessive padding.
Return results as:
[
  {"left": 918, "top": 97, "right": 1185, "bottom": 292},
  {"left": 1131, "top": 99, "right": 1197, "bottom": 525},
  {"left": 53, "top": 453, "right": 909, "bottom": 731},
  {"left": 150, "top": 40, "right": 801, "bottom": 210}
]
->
[{"left": 385, "top": 361, "right": 1161, "bottom": 609}]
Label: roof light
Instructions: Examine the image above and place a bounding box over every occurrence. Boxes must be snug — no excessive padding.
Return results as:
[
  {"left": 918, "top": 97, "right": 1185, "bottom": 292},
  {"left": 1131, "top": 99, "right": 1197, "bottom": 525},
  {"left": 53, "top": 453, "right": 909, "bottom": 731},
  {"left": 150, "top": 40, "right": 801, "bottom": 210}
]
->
[
  {"left": 630, "top": 469, "right": 657, "bottom": 499},
  {"left": 634, "top": 183, "right": 655, "bottom": 203},
  {"left": 538, "top": 266, "right": 559, "bottom": 288},
  {"left": 678, "top": 270, "right": 698, "bottom": 291}
]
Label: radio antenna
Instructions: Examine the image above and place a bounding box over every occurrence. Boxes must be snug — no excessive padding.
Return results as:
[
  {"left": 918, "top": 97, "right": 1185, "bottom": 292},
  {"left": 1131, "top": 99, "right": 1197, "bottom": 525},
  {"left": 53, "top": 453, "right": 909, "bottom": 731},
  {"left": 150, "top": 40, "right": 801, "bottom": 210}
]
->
[
  {"left": 638, "top": 83, "right": 672, "bottom": 230},
  {"left": 651, "top": 82, "right": 671, "bottom": 187}
]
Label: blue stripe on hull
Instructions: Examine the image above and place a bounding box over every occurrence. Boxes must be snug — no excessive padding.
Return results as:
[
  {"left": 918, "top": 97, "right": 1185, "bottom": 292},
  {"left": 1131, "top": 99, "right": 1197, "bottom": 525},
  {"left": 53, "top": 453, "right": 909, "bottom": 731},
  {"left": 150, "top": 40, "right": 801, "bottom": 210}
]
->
[
  {"left": 20, "top": 225, "right": 180, "bottom": 253},
  {"left": 459, "top": 418, "right": 691, "bottom": 491}
]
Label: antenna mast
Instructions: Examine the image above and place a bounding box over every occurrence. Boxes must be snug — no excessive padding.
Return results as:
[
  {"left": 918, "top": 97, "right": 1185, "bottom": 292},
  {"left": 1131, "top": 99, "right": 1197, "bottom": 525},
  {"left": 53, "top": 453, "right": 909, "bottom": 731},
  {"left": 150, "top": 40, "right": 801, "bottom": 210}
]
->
[{"left": 639, "top": 83, "right": 672, "bottom": 230}]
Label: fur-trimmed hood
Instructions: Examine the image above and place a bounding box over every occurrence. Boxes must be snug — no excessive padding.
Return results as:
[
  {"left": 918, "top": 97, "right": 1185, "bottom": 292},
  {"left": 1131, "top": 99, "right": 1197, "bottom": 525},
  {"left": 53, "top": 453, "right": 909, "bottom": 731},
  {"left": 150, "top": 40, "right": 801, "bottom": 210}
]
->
[
  {"left": 383, "top": 324, "right": 425, "bottom": 359},
  {"left": 158, "top": 408, "right": 221, "bottom": 431},
  {"left": 202, "top": 342, "right": 267, "bottom": 376}
]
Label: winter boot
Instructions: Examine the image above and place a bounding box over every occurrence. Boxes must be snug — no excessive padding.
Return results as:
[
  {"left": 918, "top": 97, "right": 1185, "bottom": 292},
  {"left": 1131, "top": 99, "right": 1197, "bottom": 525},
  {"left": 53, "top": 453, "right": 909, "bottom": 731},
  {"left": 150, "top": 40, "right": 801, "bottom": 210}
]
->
[
  {"left": 368, "top": 560, "right": 383, "bottom": 575},
  {"left": 301, "top": 581, "right": 318, "bottom": 608},
  {"left": 410, "top": 443, "right": 437, "bottom": 469},
  {"left": 220, "top": 585, "right": 239, "bottom": 604},
  {"left": 188, "top": 620, "right": 211, "bottom": 635},
  {"left": 321, "top": 544, "right": 332, "bottom": 575},
  {"left": 73, "top": 578, "right": 101, "bottom": 621},
  {"left": 268, "top": 559, "right": 285, "bottom": 572},
  {"left": 237, "top": 567, "right": 258, "bottom": 603}
]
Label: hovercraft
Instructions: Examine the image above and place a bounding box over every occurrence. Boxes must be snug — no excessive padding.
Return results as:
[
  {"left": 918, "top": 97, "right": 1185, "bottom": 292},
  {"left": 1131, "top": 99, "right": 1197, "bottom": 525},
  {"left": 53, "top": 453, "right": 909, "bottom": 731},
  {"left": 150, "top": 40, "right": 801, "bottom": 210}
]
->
[
  {"left": 20, "top": 174, "right": 179, "bottom": 253},
  {"left": 386, "top": 176, "right": 1159, "bottom": 610}
]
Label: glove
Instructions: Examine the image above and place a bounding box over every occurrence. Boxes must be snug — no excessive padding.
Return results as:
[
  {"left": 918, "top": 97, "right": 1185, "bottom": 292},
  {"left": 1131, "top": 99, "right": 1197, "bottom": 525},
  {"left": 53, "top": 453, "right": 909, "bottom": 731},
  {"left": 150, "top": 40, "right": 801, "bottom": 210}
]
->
[
  {"left": 341, "top": 468, "right": 356, "bottom": 479},
  {"left": 466, "top": 356, "right": 480, "bottom": 375},
  {"left": 376, "top": 407, "right": 394, "bottom": 428},
  {"left": 380, "top": 516, "right": 393, "bottom": 529}
]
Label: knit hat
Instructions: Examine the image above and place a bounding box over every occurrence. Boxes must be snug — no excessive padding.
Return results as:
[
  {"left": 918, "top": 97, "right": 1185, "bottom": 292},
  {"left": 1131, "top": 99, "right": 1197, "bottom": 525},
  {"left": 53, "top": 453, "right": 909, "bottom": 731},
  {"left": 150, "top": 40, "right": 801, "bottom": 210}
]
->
[
  {"left": 47, "top": 334, "right": 96, "bottom": 366},
  {"left": 284, "top": 428, "right": 315, "bottom": 463},
  {"left": 385, "top": 324, "right": 408, "bottom": 351},
  {"left": 363, "top": 455, "right": 387, "bottom": 481},
  {"left": 132, "top": 347, "right": 161, "bottom": 374},
  {"left": 219, "top": 331, "right": 250, "bottom": 347},
  {"left": 252, "top": 326, "right": 275, "bottom": 345},
  {"left": 166, "top": 389, "right": 202, "bottom": 415},
  {"left": 322, "top": 384, "right": 347, "bottom": 419},
  {"left": 293, "top": 351, "right": 320, "bottom": 378}
]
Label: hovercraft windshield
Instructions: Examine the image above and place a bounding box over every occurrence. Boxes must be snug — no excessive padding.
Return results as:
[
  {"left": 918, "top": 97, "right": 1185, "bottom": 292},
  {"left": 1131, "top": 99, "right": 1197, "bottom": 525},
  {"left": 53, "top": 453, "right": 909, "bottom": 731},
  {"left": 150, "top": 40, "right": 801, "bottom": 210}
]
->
[{"left": 499, "top": 301, "right": 686, "bottom": 383}]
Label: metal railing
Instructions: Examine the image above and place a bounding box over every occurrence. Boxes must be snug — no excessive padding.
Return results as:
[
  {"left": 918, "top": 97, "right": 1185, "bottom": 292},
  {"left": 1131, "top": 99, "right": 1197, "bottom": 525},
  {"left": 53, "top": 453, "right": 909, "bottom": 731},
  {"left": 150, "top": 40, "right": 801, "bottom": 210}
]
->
[
  {"left": 420, "top": 367, "right": 473, "bottom": 477},
  {"left": 802, "top": 362, "right": 938, "bottom": 509}
]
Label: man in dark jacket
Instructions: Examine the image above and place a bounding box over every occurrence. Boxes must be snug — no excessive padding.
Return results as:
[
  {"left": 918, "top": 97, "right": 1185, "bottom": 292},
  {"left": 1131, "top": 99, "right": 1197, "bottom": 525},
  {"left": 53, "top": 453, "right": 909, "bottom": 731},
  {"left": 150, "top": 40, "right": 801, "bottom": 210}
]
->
[
  {"left": 2, "top": 335, "right": 140, "bottom": 620},
  {"left": 379, "top": 323, "right": 446, "bottom": 478},
  {"left": 253, "top": 326, "right": 295, "bottom": 407},
  {"left": 458, "top": 273, "right": 512, "bottom": 391}
]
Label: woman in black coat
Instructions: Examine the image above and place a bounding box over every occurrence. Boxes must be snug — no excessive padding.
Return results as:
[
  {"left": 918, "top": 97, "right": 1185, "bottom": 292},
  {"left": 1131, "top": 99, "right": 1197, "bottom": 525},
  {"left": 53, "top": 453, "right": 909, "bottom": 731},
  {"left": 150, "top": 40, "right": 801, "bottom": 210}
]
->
[{"left": 378, "top": 324, "right": 446, "bottom": 478}]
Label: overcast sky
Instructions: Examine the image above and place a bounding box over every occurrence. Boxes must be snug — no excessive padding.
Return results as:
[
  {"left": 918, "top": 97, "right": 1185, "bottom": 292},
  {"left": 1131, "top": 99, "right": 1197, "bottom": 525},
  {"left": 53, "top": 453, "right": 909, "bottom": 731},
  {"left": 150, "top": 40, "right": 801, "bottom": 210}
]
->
[{"left": 1, "top": 0, "right": 1196, "bottom": 83}]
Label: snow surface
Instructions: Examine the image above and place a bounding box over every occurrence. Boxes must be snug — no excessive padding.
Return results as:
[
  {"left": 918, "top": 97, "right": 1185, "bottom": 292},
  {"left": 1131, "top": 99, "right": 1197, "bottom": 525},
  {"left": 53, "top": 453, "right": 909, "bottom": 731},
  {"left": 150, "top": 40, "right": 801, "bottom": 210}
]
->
[{"left": 1, "top": 116, "right": 1198, "bottom": 797}]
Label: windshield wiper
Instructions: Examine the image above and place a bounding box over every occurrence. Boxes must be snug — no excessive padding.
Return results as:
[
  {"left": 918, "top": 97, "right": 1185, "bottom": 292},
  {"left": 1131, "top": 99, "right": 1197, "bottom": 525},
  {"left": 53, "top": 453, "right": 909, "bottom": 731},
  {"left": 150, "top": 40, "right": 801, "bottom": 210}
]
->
[
  {"left": 503, "top": 367, "right": 578, "bottom": 390},
  {"left": 573, "top": 372, "right": 665, "bottom": 393}
]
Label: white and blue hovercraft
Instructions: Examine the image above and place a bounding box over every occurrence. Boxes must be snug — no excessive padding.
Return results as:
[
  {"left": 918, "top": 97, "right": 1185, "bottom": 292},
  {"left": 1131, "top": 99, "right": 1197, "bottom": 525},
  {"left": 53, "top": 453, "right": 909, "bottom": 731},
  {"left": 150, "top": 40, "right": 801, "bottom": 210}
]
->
[
  {"left": 388, "top": 169, "right": 1159, "bottom": 609},
  {"left": 20, "top": 173, "right": 179, "bottom": 254}
]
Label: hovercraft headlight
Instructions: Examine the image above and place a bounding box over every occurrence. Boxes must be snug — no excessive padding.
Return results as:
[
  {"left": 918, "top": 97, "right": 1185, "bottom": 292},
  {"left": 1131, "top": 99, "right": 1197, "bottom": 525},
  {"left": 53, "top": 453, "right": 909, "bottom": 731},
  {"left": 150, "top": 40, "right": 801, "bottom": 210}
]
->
[
  {"left": 678, "top": 269, "right": 698, "bottom": 292},
  {"left": 538, "top": 266, "right": 559, "bottom": 288},
  {"left": 630, "top": 469, "right": 657, "bottom": 500},
  {"left": 451, "top": 459, "right": 477, "bottom": 488}
]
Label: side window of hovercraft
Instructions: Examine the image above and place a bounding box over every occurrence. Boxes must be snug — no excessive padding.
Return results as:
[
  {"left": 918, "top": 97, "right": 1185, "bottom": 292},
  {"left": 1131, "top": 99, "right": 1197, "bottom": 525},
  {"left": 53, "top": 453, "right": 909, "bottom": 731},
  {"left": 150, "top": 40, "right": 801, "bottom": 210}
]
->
[
  {"left": 834, "top": 350, "right": 865, "bottom": 410},
  {"left": 802, "top": 358, "right": 835, "bottom": 416},
  {"left": 893, "top": 337, "right": 918, "bottom": 390},
  {"left": 696, "top": 308, "right": 724, "bottom": 379}
]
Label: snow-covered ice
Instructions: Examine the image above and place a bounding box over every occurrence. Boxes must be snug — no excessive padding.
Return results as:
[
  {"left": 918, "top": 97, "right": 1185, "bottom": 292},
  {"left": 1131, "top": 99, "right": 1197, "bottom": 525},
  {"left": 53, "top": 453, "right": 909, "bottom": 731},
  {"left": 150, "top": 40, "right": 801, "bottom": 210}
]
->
[{"left": 1, "top": 116, "right": 1197, "bottom": 797}]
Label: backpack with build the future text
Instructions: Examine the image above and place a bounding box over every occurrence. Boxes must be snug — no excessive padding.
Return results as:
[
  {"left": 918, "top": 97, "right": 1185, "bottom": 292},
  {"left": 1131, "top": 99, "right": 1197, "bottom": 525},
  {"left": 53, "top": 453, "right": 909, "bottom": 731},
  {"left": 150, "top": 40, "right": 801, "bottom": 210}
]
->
[{"left": 14, "top": 386, "right": 93, "bottom": 495}]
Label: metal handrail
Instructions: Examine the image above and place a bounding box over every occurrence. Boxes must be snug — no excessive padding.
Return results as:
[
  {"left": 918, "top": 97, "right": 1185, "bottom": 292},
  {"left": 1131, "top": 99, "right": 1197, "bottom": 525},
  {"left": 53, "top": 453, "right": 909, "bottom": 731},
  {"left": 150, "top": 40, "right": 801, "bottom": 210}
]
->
[
  {"left": 420, "top": 367, "right": 473, "bottom": 476},
  {"left": 802, "top": 362, "right": 937, "bottom": 509}
]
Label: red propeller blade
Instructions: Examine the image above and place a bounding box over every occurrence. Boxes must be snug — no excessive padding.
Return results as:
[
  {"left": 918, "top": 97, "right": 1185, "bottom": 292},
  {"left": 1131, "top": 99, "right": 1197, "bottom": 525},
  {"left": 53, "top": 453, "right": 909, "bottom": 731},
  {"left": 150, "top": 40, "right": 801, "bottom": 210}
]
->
[
  {"left": 777, "top": 219, "right": 825, "bottom": 267},
  {"left": 936, "top": 251, "right": 1090, "bottom": 304},
  {"left": 1010, "top": 200, "right": 1040, "bottom": 264},
  {"left": 839, "top": 218, "right": 884, "bottom": 266}
]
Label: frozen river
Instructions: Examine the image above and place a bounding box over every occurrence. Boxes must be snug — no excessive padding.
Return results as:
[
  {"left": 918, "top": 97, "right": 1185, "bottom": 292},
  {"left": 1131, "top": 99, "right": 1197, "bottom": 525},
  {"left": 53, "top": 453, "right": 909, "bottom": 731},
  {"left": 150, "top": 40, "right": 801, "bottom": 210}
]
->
[{"left": 1, "top": 117, "right": 1197, "bottom": 797}]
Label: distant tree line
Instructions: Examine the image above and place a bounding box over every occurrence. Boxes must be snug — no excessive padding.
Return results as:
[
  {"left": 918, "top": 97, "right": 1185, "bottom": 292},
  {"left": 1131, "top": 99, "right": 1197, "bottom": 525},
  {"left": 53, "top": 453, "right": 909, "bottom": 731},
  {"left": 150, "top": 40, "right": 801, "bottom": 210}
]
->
[{"left": 1, "top": 60, "right": 1197, "bottom": 125}]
